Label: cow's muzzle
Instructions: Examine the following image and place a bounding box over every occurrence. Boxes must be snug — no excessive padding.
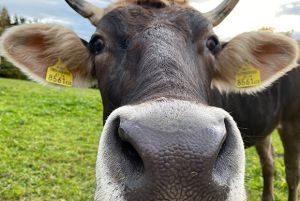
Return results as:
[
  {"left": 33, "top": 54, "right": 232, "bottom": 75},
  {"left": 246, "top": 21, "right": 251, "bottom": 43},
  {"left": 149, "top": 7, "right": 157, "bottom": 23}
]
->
[{"left": 94, "top": 100, "right": 246, "bottom": 201}]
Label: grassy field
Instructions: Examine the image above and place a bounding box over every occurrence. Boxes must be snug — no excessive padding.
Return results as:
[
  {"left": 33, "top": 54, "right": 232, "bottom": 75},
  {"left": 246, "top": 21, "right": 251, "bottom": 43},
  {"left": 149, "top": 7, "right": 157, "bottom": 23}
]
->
[{"left": 0, "top": 78, "right": 291, "bottom": 200}]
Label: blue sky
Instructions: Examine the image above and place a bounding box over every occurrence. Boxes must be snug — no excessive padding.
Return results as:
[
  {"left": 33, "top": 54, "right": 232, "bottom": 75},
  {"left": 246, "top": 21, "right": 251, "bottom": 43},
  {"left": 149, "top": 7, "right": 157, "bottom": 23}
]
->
[
  {"left": 0, "top": 0, "right": 110, "bottom": 40},
  {"left": 1, "top": 0, "right": 300, "bottom": 41}
]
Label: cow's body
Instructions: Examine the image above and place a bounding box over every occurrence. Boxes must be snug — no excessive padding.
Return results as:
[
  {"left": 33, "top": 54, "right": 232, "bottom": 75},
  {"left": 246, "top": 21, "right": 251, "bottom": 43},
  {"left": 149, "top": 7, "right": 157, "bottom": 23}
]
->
[
  {"left": 213, "top": 66, "right": 300, "bottom": 201},
  {"left": 0, "top": 1, "right": 299, "bottom": 201},
  {"left": 216, "top": 66, "right": 300, "bottom": 147}
]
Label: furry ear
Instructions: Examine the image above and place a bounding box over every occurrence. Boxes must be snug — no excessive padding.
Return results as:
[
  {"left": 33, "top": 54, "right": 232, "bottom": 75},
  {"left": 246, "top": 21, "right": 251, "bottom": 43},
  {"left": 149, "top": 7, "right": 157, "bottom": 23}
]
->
[
  {"left": 212, "top": 31, "right": 299, "bottom": 93},
  {"left": 0, "top": 23, "right": 95, "bottom": 87}
]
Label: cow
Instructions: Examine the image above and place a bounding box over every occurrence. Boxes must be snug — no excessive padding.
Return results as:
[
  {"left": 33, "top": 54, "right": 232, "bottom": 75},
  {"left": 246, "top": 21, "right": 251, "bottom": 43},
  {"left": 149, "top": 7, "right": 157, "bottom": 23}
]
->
[
  {"left": 0, "top": 0, "right": 299, "bottom": 200},
  {"left": 213, "top": 63, "right": 300, "bottom": 201}
]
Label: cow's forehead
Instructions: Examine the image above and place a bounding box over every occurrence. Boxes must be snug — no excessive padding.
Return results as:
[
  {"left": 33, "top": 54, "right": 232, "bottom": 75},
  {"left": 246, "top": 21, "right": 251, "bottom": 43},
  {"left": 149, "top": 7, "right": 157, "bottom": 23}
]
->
[{"left": 95, "top": 4, "right": 211, "bottom": 40}]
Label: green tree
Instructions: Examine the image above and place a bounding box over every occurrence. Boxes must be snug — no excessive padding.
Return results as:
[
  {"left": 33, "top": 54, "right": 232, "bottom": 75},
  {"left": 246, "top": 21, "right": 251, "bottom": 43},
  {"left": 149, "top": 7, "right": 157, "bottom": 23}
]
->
[
  {"left": 258, "top": 26, "right": 275, "bottom": 32},
  {"left": 0, "top": 7, "right": 28, "bottom": 80},
  {"left": 0, "top": 7, "right": 11, "bottom": 34},
  {"left": 11, "top": 14, "right": 19, "bottom": 25}
]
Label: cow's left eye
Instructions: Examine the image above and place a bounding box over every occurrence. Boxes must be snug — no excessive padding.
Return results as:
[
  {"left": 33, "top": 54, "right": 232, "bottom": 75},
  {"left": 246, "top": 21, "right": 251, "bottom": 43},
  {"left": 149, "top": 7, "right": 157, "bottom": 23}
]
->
[
  {"left": 89, "top": 36, "right": 105, "bottom": 55},
  {"left": 206, "top": 36, "right": 220, "bottom": 54}
]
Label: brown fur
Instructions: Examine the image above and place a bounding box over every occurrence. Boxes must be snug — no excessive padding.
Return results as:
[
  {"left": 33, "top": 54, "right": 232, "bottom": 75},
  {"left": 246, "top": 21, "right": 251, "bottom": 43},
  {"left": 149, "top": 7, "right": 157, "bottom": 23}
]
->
[
  {"left": 104, "top": 0, "right": 189, "bottom": 15},
  {"left": 213, "top": 31, "right": 299, "bottom": 93},
  {"left": 110, "top": 0, "right": 188, "bottom": 8},
  {"left": 255, "top": 136, "right": 275, "bottom": 201},
  {"left": 0, "top": 1, "right": 300, "bottom": 200},
  {"left": 0, "top": 24, "right": 95, "bottom": 87},
  {"left": 255, "top": 120, "right": 300, "bottom": 201},
  {"left": 253, "top": 42, "right": 300, "bottom": 201}
]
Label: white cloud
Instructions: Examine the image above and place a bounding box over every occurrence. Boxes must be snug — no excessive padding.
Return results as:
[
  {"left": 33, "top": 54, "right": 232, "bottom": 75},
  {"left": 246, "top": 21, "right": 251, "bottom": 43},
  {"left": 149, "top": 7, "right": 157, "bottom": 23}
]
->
[
  {"left": 39, "top": 17, "right": 73, "bottom": 25},
  {"left": 191, "top": 0, "right": 300, "bottom": 40}
]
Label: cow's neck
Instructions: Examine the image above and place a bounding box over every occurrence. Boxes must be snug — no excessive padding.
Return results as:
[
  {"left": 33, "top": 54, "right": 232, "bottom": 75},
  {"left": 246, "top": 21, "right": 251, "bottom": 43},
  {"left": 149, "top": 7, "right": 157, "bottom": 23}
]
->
[{"left": 212, "top": 66, "right": 300, "bottom": 147}]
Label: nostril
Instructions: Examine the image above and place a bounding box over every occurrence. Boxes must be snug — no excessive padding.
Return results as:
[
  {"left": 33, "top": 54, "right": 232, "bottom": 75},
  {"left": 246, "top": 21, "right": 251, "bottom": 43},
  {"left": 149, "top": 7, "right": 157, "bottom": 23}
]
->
[
  {"left": 118, "top": 127, "right": 129, "bottom": 142},
  {"left": 117, "top": 123, "right": 144, "bottom": 174},
  {"left": 214, "top": 119, "right": 229, "bottom": 164},
  {"left": 214, "top": 118, "right": 232, "bottom": 170},
  {"left": 216, "top": 132, "right": 227, "bottom": 158}
]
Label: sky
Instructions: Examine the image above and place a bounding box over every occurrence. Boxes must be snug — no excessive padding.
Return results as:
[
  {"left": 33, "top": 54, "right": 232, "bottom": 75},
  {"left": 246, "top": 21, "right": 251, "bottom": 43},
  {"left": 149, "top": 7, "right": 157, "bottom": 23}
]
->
[{"left": 1, "top": 0, "right": 300, "bottom": 41}]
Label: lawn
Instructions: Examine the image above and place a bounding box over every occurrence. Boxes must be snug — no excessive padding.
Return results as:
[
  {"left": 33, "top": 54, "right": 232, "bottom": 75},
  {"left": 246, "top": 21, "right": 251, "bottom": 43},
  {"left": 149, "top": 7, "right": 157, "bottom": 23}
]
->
[{"left": 0, "top": 78, "right": 290, "bottom": 200}]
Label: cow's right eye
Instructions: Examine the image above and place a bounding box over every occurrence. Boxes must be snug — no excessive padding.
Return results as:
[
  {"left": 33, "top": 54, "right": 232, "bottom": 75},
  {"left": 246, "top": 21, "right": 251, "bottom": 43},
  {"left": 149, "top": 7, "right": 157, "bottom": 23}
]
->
[
  {"left": 206, "top": 36, "right": 220, "bottom": 54},
  {"left": 89, "top": 36, "right": 105, "bottom": 55}
]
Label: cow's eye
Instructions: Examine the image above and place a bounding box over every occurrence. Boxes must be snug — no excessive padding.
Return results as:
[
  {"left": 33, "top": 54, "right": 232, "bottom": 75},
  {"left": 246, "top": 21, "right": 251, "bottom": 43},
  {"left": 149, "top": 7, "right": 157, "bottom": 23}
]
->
[
  {"left": 89, "top": 36, "right": 105, "bottom": 55},
  {"left": 206, "top": 36, "right": 220, "bottom": 54}
]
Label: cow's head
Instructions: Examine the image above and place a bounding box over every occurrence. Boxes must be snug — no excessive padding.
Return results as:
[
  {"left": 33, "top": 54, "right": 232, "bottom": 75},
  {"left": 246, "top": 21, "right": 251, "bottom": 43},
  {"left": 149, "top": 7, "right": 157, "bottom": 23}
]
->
[{"left": 0, "top": 0, "right": 299, "bottom": 200}]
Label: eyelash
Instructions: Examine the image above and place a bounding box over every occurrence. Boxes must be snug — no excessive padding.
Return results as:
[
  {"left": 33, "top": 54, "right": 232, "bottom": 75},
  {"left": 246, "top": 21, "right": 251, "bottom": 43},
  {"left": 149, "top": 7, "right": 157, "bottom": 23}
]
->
[{"left": 89, "top": 36, "right": 105, "bottom": 55}]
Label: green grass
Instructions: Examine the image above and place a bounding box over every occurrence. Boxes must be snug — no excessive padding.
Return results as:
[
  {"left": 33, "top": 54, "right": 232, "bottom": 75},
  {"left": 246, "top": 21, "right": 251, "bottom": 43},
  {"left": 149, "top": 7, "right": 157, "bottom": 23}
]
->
[
  {"left": 0, "top": 78, "right": 102, "bottom": 201},
  {"left": 0, "top": 78, "right": 291, "bottom": 200},
  {"left": 245, "top": 131, "right": 288, "bottom": 201}
]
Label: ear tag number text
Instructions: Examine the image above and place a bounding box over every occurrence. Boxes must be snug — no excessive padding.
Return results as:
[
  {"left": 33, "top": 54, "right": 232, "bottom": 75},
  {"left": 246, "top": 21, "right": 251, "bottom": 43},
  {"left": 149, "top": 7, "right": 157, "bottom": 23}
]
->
[
  {"left": 46, "top": 59, "right": 73, "bottom": 87},
  {"left": 236, "top": 63, "right": 261, "bottom": 88}
]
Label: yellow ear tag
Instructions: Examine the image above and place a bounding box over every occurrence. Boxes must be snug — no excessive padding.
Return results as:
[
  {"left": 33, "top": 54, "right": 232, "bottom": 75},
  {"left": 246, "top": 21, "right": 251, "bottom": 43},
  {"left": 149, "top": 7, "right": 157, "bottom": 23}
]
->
[
  {"left": 46, "top": 59, "right": 73, "bottom": 87},
  {"left": 236, "top": 63, "right": 261, "bottom": 88}
]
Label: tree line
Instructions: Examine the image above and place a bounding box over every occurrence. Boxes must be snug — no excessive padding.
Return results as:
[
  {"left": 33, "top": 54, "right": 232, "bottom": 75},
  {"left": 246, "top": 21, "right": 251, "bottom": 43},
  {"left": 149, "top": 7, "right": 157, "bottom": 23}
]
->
[{"left": 0, "top": 7, "right": 37, "bottom": 80}]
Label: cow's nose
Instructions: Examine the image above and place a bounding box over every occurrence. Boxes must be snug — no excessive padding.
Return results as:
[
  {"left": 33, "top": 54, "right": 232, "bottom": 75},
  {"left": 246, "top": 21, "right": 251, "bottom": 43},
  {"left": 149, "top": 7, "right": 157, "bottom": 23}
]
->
[
  {"left": 95, "top": 101, "right": 245, "bottom": 201},
  {"left": 117, "top": 117, "right": 227, "bottom": 179},
  {"left": 113, "top": 116, "right": 232, "bottom": 200}
]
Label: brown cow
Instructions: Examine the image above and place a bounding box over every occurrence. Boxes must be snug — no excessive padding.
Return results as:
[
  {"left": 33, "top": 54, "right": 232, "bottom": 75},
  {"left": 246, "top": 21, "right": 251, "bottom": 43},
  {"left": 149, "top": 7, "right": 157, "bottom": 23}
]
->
[
  {"left": 0, "top": 0, "right": 299, "bottom": 200},
  {"left": 214, "top": 47, "right": 300, "bottom": 201}
]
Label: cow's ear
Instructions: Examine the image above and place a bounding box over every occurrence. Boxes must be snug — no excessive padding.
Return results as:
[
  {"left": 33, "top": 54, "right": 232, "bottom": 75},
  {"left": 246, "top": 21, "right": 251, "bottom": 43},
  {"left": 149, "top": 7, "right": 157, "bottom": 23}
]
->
[
  {"left": 212, "top": 31, "right": 299, "bottom": 93},
  {"left": 0, "top": 24, "right": 95, "bottom": 88}
]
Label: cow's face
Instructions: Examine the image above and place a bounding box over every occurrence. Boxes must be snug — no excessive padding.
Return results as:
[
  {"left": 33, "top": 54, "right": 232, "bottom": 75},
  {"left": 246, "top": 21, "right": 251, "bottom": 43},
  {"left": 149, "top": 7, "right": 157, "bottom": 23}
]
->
[
  {"left": 0, "top": 0, "right": 299, "bottom": 201},
  {"left": 95, "top": 5, "right": 216, "bottom": 111}
]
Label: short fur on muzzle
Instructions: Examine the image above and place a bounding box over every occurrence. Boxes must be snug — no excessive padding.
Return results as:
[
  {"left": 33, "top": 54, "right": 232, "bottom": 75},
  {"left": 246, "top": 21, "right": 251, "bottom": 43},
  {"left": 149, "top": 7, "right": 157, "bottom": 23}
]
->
[{"left": 94, "top": 99, "right": 246, "bottom": 201}]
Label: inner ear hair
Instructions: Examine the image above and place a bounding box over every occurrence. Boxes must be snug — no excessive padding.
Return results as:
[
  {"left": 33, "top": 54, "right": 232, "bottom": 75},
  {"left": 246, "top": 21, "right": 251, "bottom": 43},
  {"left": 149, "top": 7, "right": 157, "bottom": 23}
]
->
[
  {"left": 0, "top": 23, "right": 95, "bottom": 88},
  {"left": 80, "top": 38, "right": 89, "bottom": 47},
  {"left": 212, "top": 31, "right": 299, "bottom": 94}
]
